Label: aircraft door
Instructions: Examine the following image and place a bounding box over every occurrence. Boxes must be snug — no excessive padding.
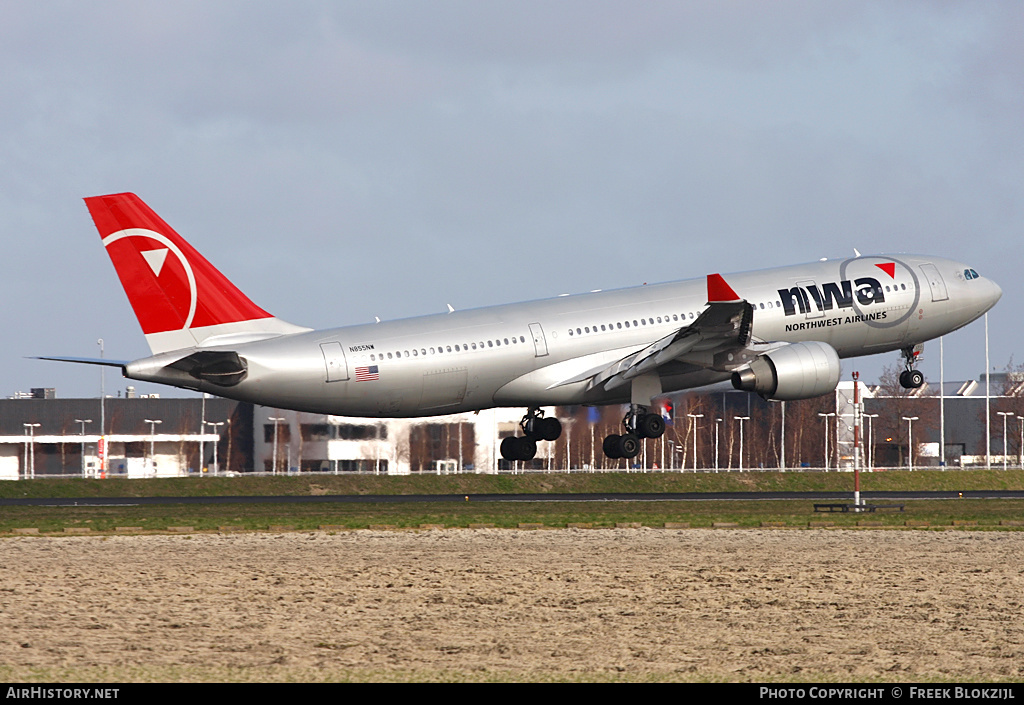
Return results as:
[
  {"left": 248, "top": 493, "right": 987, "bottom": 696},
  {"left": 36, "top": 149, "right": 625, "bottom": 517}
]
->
[
  {"left": 320, "top": 342, "right": 349, "bottom": 382},
  {"left": 529, "top": 323, "right": 549, "bottom": 357},
  {"left": 919, "top": 263, "right": 949, "bottom": 302}
]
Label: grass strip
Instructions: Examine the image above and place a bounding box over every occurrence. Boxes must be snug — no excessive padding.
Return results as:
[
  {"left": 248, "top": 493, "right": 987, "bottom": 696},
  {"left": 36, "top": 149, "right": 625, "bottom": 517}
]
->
[{"left": 1, "top": 499, "right": 1021, "bottom": 534}]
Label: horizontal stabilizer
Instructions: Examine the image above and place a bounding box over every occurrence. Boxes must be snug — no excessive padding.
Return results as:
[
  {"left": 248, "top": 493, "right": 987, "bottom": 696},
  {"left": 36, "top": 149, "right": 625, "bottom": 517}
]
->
[{"left": 34, "top": 355, "right": 128, "bottom": 368}]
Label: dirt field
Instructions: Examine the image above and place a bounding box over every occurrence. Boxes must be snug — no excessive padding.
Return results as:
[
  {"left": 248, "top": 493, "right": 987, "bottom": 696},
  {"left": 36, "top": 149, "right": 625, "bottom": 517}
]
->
[{"left": 1, "top": 528, "right": 1022, "bottom": 682}]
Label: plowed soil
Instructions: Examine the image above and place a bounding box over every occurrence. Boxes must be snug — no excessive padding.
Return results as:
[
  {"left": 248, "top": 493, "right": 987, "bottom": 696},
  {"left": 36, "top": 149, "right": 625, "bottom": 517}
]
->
[{"left": 2, "top": 529, "right": 1022, "bottom": 682}]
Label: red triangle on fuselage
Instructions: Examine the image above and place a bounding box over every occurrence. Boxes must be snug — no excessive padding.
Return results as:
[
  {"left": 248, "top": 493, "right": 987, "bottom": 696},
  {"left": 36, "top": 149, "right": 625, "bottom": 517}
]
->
[
  {"left": 875, "top": 262, "right": 896, "bottom": 279},
  {"left": 707, "top": 273, "right": 741, "bottom": 302}
]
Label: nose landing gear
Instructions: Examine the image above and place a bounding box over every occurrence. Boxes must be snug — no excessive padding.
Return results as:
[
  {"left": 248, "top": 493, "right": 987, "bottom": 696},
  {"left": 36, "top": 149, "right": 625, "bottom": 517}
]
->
[{"left": 899, "top": 345, "right": 926, "bottom": 389}]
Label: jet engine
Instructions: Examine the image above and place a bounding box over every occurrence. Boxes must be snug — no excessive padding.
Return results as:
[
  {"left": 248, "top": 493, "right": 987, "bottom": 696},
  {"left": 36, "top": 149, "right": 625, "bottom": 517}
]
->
[{"left": 731, "top": 341, "right": 841, "bottom": 401}]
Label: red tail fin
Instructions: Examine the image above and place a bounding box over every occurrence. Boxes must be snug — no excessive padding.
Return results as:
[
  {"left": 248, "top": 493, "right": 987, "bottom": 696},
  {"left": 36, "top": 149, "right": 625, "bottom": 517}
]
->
[{"left": 86, "top": 193, "right": 307, "bottom": 353}]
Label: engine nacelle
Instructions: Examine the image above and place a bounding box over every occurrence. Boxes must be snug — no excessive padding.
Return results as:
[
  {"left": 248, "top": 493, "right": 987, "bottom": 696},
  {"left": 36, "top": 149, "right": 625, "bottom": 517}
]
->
[{"left": 731, "top": 341, "right": 841, "bottom": 401}]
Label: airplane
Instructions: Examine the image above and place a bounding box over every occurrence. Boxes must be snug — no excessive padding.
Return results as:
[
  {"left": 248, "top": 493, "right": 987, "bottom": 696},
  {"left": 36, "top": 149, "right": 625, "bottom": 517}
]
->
[{"left": 42, "top": 192, "right": 1002, "bottom": 462}]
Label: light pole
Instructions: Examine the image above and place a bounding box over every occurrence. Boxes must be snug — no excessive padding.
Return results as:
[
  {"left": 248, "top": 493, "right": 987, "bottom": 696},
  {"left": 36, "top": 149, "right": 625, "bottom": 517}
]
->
[
  {"left": 997, "top": 411, "right": 1013, "bottom": 471},
  {"left": 734, "top": 416, "right": 749, "bottom": 472},
  {"left": 715, "top": 417, "right": 723, "bottom": 473},
  {"left": 97, "top": 338, "right": 105, "bottom": 477},
  {"left": 23, "top": 423, "right": 40, "bottom": 479},
  {"left": 779, "top": 400, "right": 786, "bottom": 471},
  {"left": 687, "top": 413, "right": 703, "bottom": 471},
  {"left": 206, "top": 421, "right": 225, "bottom": 475},
  {"left": 269, "top": 416, "right": 285, "bottom": 474},
  {"left": 902, "top": 416, "right": 919, "bottom": 470},
  {"left": 1018, "top": 416, "right": 1024, "bottom": 469},
  {"left": 144, "top": 419, "right": 162, "bottom": 476},
  {"left": 818, "top": 412, "right": 836, "bottom": 470},
  {"left": 75, "top": 419, "right": 92, "bottom": 478},
  {"left": 863, "top": 413, "right": 879, "bottom": 471}
]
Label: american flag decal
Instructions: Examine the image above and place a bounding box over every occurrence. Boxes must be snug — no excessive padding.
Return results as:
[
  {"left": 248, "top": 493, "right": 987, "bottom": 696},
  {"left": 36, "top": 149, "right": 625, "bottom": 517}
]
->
[{"left": 355, "top": 365, "right": 379, "bottom": 382}]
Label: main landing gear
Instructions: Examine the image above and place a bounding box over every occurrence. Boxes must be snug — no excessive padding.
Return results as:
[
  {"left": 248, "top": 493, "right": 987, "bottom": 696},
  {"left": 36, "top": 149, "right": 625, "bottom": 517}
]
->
[
  {"left": 602, "top": 406, "right": 665, "bottom": 460},
  {"left": 500, "top": 408, "right": 562, "bottom": 462},
  {"left": 898, "top": 345, "right": 925, "bottom": 389}
]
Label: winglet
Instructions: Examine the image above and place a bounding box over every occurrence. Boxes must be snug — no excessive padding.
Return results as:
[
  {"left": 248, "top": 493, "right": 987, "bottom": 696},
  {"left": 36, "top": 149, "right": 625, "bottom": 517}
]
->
[{"left": 707, "top": 273, "right": 742, "bottom": 303}]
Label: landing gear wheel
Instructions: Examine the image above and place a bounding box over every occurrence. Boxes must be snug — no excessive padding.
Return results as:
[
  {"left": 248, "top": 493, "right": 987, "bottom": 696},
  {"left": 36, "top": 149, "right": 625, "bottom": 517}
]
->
[
  {"left": 521, "top": 410, "right": 561, "bottom": 441},
  {"left": 899, "top": 369, "right": 925, "bottom": 389},
  {"left": 603, "top": 434, "right": 623, "bottom": 459},
  {"left": 617, "top": 433, "right": 640, "bottom": 459},
  {"left": 500, "top": 436, "right": 519, "bottom": 462},
  {"left": 516, "top": 436, "right": 537, "bottom": 461},
  {"left": 637, "top": 413, "right": 665, "bottom": 439},
  {"left": 537, "top": 417, "right": 562, "bottom": 442},
  {"left": 500, "top": 436, "right": 538, "bottom": 462}
]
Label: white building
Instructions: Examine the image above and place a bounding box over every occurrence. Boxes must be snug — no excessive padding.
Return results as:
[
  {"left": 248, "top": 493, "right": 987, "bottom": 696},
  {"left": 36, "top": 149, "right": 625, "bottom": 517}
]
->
[{"left": 254, "top": 405, "right": 543, "bottom": 475}]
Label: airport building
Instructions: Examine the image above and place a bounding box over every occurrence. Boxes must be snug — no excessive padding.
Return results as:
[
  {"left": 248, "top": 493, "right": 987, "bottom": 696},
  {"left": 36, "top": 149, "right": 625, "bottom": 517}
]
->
[
  {"left": 0, "top": 392, "right": 244, "bottom": 479},
  {"left": 1, "top": 372, "right": 1021, "bottom": 478},
  {"left": 251, "top": 405, "right": 533, "bottom": 475}
]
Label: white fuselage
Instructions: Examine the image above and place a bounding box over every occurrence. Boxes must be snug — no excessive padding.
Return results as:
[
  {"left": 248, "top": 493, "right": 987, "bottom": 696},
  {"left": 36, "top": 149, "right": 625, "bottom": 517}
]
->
[{"left": 125, "top": 253, "right": 1001, "bottom": 417}]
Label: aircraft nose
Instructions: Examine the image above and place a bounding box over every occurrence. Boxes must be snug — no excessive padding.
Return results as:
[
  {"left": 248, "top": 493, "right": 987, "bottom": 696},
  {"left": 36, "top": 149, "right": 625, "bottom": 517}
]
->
[{"left": 984, "top": 277, "right": 1003, "bottom": 309}]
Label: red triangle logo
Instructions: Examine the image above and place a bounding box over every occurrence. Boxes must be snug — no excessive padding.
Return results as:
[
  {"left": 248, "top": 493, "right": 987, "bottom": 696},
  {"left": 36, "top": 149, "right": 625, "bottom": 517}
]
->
[{"left": 875, "top": 262, "right": 896, "bottom": 279}]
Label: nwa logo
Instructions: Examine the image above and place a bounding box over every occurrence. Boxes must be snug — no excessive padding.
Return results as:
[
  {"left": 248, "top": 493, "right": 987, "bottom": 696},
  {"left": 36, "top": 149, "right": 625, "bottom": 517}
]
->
[{"left": 778, "top": 277, "right": 885, "bottom": 317}]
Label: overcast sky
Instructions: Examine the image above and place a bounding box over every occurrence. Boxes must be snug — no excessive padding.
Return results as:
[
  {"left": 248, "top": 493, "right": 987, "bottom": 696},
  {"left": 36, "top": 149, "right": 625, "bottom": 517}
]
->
[{"left": 2, "top": 1, "right": 1021, "bottom": 401}]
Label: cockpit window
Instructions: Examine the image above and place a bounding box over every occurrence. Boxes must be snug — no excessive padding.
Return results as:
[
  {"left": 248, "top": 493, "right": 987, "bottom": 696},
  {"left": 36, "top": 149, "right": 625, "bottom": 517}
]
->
[{"left": 964, "top": 268, "right": 980, "bottom": 280}]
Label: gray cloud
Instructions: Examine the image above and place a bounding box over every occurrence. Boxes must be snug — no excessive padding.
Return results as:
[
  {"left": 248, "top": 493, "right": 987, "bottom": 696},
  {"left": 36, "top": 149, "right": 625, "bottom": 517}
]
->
[{"left": 1, "top": 1, "right": 1020, "bottom": 398}]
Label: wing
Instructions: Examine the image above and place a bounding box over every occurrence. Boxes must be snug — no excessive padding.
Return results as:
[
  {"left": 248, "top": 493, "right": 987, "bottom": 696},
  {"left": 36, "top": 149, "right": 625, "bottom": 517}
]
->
[{"left": 552, "top": 274, "right": 755, "bottom": 393}]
